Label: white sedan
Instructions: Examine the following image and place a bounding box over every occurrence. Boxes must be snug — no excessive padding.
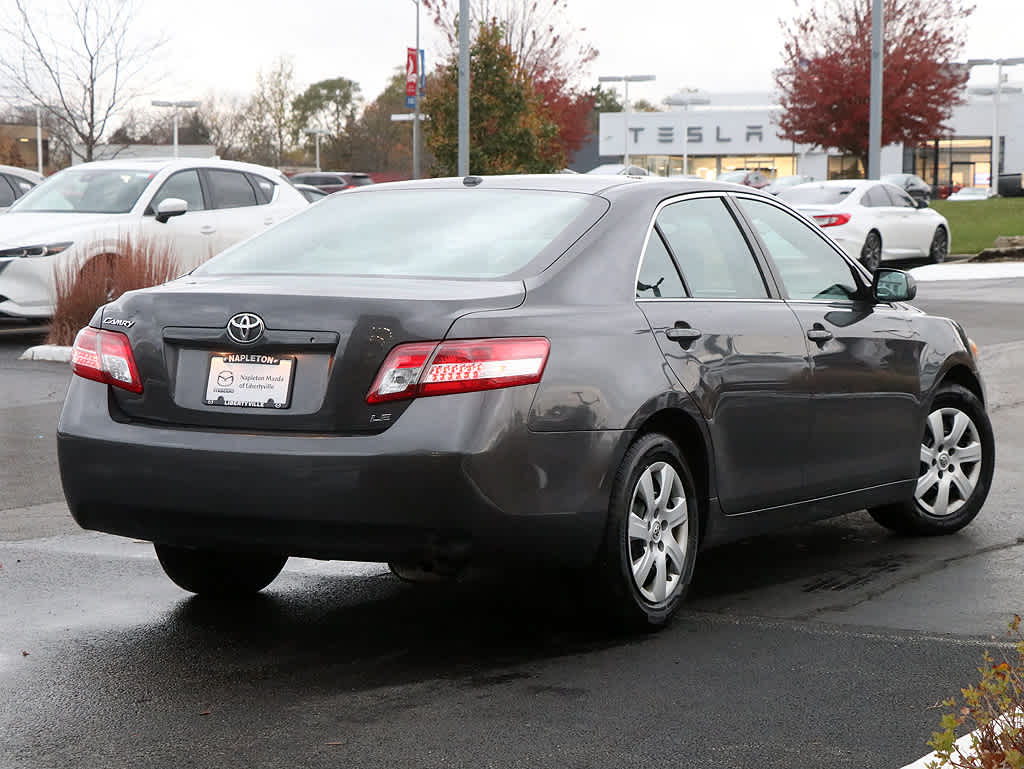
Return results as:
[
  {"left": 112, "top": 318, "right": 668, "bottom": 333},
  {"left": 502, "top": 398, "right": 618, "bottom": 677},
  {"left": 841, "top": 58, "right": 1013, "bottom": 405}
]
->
[
  {"left": 778, "top": 180, "right": 950, "bottom": 270},
  {"left": 0, "top": 158, "right": 308, "bottom": 319}
]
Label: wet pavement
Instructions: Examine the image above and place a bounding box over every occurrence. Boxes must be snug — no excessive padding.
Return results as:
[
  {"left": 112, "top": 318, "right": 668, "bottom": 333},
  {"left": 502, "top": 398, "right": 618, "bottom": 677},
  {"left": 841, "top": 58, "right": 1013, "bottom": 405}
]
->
[{"left": 1, "top": 279, "right": 1023, "bottom": 769}]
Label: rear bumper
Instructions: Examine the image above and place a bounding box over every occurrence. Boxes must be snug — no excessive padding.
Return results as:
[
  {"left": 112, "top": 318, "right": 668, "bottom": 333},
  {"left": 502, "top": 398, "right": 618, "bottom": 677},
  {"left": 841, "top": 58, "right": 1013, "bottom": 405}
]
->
[{"left": 58, "top": 377, "right": 629, "bottom": 566}]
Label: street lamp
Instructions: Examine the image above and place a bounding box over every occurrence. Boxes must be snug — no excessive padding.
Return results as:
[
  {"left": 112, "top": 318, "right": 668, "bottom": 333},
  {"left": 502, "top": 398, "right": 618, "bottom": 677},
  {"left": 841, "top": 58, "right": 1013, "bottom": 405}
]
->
[
  {"left": 151, "top": 99, "right": 201, "bottom": 158},
  {"left": 598, "top": 74, "right": 656, "bottom": 170},
  {"left": 305, "top": 128, "right": 329, "bottom": 171},
  {"left": 964, "top": 57, "right": 1024, "bottom": 195},
  {"left": 664, "top": 90, "right": 710, "bottom": 176}
]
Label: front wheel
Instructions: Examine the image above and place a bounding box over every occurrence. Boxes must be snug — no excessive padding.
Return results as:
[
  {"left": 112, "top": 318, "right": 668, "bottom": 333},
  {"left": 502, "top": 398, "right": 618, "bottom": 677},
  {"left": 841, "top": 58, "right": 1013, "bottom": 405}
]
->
[
  {"left": 868, "top": 384, "right": 994, "bottom": 535},
  {"left": 154, "top": 544, "right": 287, "bottom": 597},
  {"left": 596, "top": 433, "right": 699, "bottom": 631},
  {"left": 929, "top": 227, "right": 949, "bottom": 264},
  {"left": 860, "top": 231, "right": 883, "bottom": 272}
]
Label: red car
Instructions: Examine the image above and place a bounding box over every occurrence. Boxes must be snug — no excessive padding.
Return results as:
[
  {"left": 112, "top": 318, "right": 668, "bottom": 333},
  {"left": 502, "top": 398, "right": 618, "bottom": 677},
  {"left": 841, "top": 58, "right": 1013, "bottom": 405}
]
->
[{"left": 289, "top": 171, "right": 374, "bottom": 194}]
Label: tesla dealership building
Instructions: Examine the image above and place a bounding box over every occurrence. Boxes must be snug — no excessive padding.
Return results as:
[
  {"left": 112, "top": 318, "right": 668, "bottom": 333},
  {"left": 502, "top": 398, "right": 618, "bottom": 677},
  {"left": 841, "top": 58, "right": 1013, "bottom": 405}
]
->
[{"left": 596, "top": 90, "right": 1023, "bottom": 189}]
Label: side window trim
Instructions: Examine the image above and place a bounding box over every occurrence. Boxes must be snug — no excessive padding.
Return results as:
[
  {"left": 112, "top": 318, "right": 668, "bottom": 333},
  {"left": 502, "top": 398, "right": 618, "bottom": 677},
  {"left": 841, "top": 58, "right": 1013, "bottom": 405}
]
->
[
  {"left": 729, "top": 193, "right": 872, "bottom": 303},
  {"left": 144, "top": 168, "right": 208, "bottom": 216},
  {"left": 652, "top": 223, "right": 691, "bottom": 297},
  {"left": 634, "top": 190, "right": 785, "bottom": 302}
]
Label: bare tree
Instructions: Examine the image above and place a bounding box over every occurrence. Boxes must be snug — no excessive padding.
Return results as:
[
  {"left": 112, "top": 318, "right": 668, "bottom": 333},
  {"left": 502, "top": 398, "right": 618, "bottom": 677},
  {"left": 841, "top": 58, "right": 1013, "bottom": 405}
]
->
[
  {"left": 252, "top": 57, "right": 295, "bottom": 167},
  {"left": 0, "top": 0, "right": 164, "bottom": 162},
  {"left": 422, "top": 0, "right": 597, "bottom": 83}
]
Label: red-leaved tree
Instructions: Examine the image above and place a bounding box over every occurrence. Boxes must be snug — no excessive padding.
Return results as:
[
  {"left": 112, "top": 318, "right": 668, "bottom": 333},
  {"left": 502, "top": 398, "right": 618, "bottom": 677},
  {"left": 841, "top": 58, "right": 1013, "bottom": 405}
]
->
[
  {"left": 776, "top": 0, "right": 973, "bottom": 174},
  {"left": 422, "top": 0, "right": 596, "bottom": 164}
]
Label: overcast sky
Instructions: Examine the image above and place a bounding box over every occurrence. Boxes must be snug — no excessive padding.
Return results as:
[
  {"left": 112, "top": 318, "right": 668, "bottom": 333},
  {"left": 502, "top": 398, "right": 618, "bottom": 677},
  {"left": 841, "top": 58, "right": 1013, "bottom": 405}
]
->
[{"left": 78, "top": 0, "right": 1024, "bottom": 110}]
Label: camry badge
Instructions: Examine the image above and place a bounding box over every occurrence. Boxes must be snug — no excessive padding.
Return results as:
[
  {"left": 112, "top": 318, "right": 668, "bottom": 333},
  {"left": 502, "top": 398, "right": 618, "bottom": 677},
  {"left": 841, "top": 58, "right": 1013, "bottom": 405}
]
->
[{"left": 227, "top": 313, "right": 265, "bottom": 344}]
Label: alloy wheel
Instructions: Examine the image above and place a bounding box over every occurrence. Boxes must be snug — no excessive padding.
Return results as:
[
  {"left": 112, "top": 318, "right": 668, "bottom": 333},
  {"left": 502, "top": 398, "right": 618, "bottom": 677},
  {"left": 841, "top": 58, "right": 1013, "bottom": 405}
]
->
[
  {"left": 860, "top": 232, "right": 882, "bottom": 271},
  {"left": 627, "top": 461, "right": 689, "bottom": 604},
  {"left": 930, "top": 228, "right": 948, "bottom": 263},
  {"left": 916, "top": 407, "right": 983, "bottom": 516}
]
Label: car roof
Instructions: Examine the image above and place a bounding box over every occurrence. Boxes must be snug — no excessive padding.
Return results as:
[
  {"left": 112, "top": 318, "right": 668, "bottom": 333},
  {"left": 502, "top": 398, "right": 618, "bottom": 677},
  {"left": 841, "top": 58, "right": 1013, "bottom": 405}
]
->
[
  {"left": 0, "top": 164, "right": 44, "bottom": 182},
  {"left": 346, "top": 173, "right": 760, "bottom": 198},
  {"left": 59, "top": 157, "right": 286, "bottom": 176}
]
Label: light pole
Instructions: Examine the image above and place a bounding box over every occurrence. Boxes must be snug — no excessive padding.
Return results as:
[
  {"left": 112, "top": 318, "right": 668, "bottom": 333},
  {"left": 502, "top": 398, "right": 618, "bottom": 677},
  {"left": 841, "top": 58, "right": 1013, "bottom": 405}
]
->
[
  {"left": 965, "top": 57, "right": 1024, "bottom": 195},
  {"left": 305, "top": 128, "right": 329, "bottom": 171},
  {"left": 664, "top": 90, "right": 710, "bottom": 176},
  {"left": 868, "top": 0, "right": 883, "bottom": 179},
  {"left": 35, "top": 106, "right": 43, "bottom": 174},
  {"left": 411, "top": 0, "right": 422, "bottom": 179},
  {"left": 457, "top": 0, "right": 469, "bottom": 176},
  {"left": 151, "top": 99, "right": 201, "bottom": 158},
  {"left": 598, "top": 75, "right": 656, "bottom": 170}
]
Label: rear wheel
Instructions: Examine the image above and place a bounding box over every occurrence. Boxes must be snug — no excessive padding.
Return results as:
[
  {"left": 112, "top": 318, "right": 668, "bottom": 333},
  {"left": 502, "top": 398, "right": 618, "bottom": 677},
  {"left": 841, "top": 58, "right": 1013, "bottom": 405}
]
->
[
  {"left": 154, "top": 544, "right": 287, "bottom": 597},
  {"left": 860, "top": 231, "right": 882, "bottom": 271},
  {"left": 868, "top": 384, "right": 994, "bottom": 535},
  {"left": 929, "top": 227, "right": 949, "bottom": 264},
  {"left": 596, "top": 433, "right": 699, "bottom": 631}
]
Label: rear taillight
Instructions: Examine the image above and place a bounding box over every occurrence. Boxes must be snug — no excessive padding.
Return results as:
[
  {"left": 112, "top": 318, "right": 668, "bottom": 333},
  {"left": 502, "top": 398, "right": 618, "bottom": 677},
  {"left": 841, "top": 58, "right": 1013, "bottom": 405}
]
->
[
  {"left": 71, "top": 327, "right": 143, "bottom": 394},
  {"left": 366, "top": 337, "right": 549, "bottom": 404},
  {"left": 812, "top": 213, "right": 851, "bottom": 227}
]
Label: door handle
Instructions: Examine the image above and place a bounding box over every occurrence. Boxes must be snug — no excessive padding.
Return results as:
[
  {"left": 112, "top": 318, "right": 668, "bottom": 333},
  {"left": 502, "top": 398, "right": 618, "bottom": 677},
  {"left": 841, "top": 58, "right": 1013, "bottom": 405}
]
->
[
  {"left": 263, "top": 218, "right": 274, "bottom": 226},
  {"left": 199, "top": 225, "right": 216, "bottom": 235},
  {"left": 807, "top": 328, "right": 833, "bottom": 343},
  {"left": 665, "top": 327, "right": 702, "bottom": 342}
]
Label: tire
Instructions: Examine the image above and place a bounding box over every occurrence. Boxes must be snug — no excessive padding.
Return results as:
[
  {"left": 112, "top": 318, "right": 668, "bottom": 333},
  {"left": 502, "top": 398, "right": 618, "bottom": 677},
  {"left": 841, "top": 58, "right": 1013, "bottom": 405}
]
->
[
  {"left": 868, "top": 384, "right": 994, "bottom": 535},
  {"left": 154, "top": 544, "right": 287, "bottom": 597},
  {"left": 929, "top": 226, "right": 949, "bottom": 264},
  {"left": 595, "top": 432, "right": 700, "bottom": 631},
  {"left": 860, "top": 231, "right": 882, "bottom": 272}
]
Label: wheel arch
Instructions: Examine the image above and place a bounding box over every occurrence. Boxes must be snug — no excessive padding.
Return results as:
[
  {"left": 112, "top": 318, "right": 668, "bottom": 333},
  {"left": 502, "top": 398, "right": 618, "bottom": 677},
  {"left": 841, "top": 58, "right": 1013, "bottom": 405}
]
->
[
  {"left": 629, "top": 404, "right": 716, "bottom": 543},
  {"left": 936, "top": 362, "right": 984, "bottom": 406}
]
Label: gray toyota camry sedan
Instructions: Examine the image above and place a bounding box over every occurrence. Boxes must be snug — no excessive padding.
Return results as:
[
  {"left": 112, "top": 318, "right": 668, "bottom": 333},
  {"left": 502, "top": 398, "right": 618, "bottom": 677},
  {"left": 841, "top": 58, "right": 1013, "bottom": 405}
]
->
[{"left": 57, "top": 174, "right": 994, "bottom": 629}]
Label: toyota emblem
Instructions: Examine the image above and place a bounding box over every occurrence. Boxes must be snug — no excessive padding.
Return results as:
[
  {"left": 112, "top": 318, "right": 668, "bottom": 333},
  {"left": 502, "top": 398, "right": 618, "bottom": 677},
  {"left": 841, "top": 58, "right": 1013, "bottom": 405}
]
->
[{"left": 226, "top": 313, "right": 265, "bottom": 344}]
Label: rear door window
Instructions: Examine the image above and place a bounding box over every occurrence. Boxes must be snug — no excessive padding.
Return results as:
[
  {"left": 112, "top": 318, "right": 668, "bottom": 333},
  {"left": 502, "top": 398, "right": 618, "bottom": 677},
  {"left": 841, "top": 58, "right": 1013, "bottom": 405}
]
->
[
  {"left": 248, "top": 174, "right": 276, "bottom": 204},
  {"left": 636, "top": 231, "right": 686, "bottom": 299},
  {"left": 862, "top": 185, "right": 891, "bottom": 208},
  {"left": 655, "top": 197, "right": 769, "bottom": 299},
  {"left": 206, "top": 170, "right": 258, "bottom": 209}
]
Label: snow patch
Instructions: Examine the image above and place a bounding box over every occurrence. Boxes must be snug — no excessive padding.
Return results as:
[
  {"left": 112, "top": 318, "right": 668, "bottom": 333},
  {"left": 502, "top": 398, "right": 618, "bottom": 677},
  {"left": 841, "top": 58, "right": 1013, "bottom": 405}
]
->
[
  {"left": 909, "top": 262, "right": 1024, "bottom": 282},
  {"left": 19, "top": 345, "right": 72, "bottom": 363}
]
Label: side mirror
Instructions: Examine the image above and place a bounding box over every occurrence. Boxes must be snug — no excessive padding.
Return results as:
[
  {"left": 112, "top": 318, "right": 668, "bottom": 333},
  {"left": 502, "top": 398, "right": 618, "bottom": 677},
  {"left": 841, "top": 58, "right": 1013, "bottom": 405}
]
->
[
  {"left": 873, "top": 268, "right": 916, "bottom": 302},
  {"left": 916, "top": 198, "right": 929, "bottom": 209},
  {"left": 155, "top": 197, "right": 188, "bottom": 223}
]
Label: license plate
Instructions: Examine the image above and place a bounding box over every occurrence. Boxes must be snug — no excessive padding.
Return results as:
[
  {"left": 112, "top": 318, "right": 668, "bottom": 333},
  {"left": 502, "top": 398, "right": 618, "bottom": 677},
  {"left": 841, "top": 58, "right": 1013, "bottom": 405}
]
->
[{"left": 203, "top": 353, "right": 295, "bottom": 409}]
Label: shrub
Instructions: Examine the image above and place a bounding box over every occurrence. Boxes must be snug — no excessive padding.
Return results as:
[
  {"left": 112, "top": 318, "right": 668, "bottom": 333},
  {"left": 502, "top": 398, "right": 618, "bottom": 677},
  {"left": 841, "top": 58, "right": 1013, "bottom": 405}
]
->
[
  {"left": 928, "top": 616, "right": 1024, "bottom": 768},
  {"left": 48, "top": 233, "right": 179, "bottom": 346}
]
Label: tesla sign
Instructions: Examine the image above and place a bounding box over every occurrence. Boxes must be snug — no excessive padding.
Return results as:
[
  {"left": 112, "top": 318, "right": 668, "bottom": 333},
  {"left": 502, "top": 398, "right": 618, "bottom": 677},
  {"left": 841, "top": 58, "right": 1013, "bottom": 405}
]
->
[{"left": 599, "top": 110, "right": 792, "bottom": 155}]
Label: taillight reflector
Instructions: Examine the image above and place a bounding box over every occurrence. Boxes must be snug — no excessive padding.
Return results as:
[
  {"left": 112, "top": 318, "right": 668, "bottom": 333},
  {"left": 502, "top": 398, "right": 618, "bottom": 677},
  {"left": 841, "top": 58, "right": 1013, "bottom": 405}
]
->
[
  {"left": 71, "top": 326, "right": 143, "bottom": 394},
  {"left": 366, "top": 337, "right": 549, "bottom": 404},
  {"left": 812, "top": 213, "right": 851, "bottom": 227}
]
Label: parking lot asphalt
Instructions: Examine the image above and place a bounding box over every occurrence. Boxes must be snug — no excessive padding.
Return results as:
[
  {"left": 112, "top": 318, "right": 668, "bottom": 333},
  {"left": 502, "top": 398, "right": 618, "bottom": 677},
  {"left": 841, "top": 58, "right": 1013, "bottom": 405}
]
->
[{"left": 1, "top": 276, "right": 1023, "bottom": 769}]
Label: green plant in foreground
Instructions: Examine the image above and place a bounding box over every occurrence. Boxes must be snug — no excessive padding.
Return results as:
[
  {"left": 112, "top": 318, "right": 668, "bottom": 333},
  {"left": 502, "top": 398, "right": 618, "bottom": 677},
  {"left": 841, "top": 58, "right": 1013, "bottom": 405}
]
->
[{"left": 928, "top": 615, "right": 1024, "bottom": 768}]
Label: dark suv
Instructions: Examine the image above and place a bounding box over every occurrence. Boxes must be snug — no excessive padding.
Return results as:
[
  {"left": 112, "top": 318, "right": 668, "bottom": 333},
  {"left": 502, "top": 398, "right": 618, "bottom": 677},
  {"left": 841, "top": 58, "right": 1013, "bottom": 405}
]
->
[{"left": 290, "top": 172, "right": 374, "bottom": 194}]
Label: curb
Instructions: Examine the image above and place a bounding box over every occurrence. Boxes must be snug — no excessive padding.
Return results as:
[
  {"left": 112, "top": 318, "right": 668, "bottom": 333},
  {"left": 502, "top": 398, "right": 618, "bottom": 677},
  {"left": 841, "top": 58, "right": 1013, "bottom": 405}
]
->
[{"left": 20, "top": 345, "right": 72, "bottom": 363}]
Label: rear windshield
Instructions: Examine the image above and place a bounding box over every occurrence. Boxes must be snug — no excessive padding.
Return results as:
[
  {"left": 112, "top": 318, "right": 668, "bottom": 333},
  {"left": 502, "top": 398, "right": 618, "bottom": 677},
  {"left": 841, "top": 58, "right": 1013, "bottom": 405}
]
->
[
  {"left": 197, "top": 188, "right": 602, "bottom": 279},
  {"left": 348, "top": 175, "right": 374, "bottom": 186},
  {"left": 778, "top": 186, "right": 854, "bottom": 205}
]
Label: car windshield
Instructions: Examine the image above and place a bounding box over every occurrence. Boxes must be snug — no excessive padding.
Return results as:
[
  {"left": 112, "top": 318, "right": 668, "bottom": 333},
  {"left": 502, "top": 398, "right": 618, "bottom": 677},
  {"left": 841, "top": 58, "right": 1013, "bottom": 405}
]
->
[
  {"left": 778, "top": 186, "right": 855, "bottom": 205},
  {"left": 197, "top": 188, "right": 601, "bottom": 279},
  {"left": 10, "top": 168, "right": 155, "bottom": 213}
]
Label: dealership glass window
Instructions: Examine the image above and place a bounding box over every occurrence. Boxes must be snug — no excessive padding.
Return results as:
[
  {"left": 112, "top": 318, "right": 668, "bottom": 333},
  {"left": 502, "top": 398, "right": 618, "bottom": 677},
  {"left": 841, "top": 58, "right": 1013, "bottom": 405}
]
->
[
  {"left": 827, "top": 155, "right": 865, "bottom": 180},
  {"left": 911, "top": 137, "right": 994, "bottom": 190}
]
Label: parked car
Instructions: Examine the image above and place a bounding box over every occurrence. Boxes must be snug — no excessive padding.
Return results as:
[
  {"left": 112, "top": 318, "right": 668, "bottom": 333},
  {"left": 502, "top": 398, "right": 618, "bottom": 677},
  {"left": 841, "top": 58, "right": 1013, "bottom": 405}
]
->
[
  {"left": 778, "top": 180, "right": 950, "bottom": 270},
  {"left": 763, "top": 174, "right": 815, "bottom": 195},
  {"left": 716, "top": 169, "right": 771, "bottom": 189},
  {"left": 0, "top": 158, "right": 308, "bottom": 319},
  {"left": 289, "top": 171, "right": 374, "bottom": 193},
  {"left": 882, "top": 173, "right": 932, "bottom": 205},
  {"left": 946, "top": 187, "right": 996, "bottom": 202},
  {"left": 57, "top": 174, "right": 993, "bottom": 630},
  {"left": 293, "top": 183, "right": 329, "bottom": 202},
  {"left": 586, "top": 163, "right": 651, "bottom": 176},
  {"left": 0, "top": 165, "right": 44, "bottom": 211}
]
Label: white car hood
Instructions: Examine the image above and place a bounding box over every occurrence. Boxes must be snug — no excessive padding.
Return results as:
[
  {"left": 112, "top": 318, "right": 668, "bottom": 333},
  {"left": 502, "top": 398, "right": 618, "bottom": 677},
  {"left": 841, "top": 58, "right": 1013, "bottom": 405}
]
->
[{"left": 0, "top": 212, "right": 125, "bottom": 249}]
